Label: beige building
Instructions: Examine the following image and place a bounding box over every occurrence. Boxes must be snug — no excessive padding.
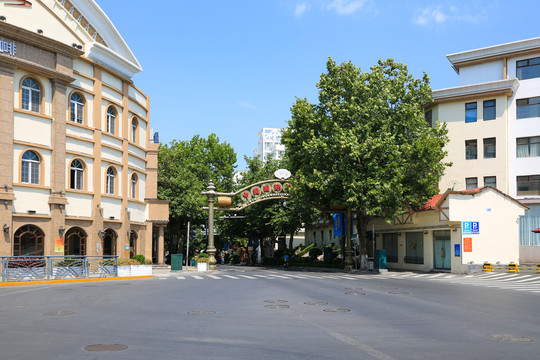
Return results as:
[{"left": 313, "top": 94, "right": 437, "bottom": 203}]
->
[
  {"left": 0, "top": 0, "right": 168, "bottom": 262},
  {"left": 428, "top": 38, "right": 540, "bottom": 260}
]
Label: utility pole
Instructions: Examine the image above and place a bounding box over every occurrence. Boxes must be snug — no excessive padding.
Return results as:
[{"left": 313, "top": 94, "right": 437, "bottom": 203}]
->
[{"left": 186, "top": 221, "right": 190, "bottom": 267}]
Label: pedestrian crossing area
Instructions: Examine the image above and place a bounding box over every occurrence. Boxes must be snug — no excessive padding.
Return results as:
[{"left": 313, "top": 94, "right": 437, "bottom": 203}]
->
[{"left": 153, "top": 270, "right": 540, "bottom": 294}]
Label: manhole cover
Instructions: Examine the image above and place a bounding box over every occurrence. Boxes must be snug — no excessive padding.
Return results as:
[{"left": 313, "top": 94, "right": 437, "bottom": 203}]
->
[
  {"left": 43, "top": 311, "right": 75, "bottom": 316},
  {"left": 264, "top": 300, "right": 288, "bottom": 304},
  {"left": 345, "top": 288, "right": 363, "bottom": 290},
  {"left": 323, "top": 309, "right": 350, "bottom": 313},
  {"left": 187, "top": 311, "right": 215, "bottom": 315},
  {"left": 265, "top": 305, "right": 290, "bottom": 309},
  {"left": 345, "top": 292, "right": 366, "bottom": 296},
  {"left": 388, "top": 291, "right": 410, "bottom": 295},
  {"left": 381, "top": 287, "right": 399, "bottom": 290},
  {"left": 304, "top": 302, "right": 328, "bottom": 305},
  {"left": 52, "top": 289, "right": 73, "bottom": 291},
  {"left": 492, "top": 334, "right": 532, "bottom": 343},
  {"left": 84, "top": 344, "right": 128, "bottom": 352}
]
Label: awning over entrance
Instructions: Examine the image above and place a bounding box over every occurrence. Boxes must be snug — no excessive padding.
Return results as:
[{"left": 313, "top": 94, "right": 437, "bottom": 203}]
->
[{"left": 532, "top": 228, "right": 540, "bottom": 233}]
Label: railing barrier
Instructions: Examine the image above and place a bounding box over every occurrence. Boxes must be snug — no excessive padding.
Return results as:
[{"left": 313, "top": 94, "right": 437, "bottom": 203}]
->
[{"left": 1, "top": 256, "right": 118, "bottom": 282}]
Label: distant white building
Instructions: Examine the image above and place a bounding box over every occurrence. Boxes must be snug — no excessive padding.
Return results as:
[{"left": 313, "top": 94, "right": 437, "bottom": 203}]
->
[{"left": 257, "top": 128, "right": 285, "bottom": 161}]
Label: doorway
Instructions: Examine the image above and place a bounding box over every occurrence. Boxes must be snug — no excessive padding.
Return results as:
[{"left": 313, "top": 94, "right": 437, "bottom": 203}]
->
[{"left": 433, "top": 230, "right": 451, "bottom": 270}]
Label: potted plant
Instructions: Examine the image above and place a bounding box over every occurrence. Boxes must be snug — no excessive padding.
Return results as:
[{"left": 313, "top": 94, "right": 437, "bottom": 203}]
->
[
  {"left": 118, "top": 255, "right": 152, "bottom": 276},
  {"left": 195, "top": 253, "right": 210, "bottom": 272}
]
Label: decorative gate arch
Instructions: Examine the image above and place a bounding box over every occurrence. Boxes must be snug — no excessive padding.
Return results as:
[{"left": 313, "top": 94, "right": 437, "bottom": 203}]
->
[{"left": 202, "top": 170, "right": 292, "bottom": 269}]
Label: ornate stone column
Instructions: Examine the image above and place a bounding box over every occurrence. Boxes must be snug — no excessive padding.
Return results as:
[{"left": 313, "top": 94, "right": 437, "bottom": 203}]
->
[
  {"left": 157, "top": 225, "right": 165, "bottom": 265},
  {"left": 202, "top": 182, "right": 217, "bottom": 270}
]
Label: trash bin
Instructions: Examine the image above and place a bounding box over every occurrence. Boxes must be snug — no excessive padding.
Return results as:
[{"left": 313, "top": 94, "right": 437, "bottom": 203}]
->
[
  {"left": 190, "top": 259, "right": 196, "bottom": 267},
  {"left": 374, "top": 249, "right": 387, "bottom": 270},
  {"left": 171, "top": 254, "right": 183, "bottom": 271}
]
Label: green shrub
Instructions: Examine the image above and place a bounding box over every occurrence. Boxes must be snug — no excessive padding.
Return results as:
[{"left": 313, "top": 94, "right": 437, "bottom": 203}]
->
[
  {"left": 197, "top": 253, "right": 209, "bottom": 258},
  {"left": 132, "top": 254, "right": 146, "bottom": 264},
  {"left": 309, "top": 247, "right": 323, "bottom": 258},
  {"left": 228, "top": 254, "right": 240, "bottom": 264}
]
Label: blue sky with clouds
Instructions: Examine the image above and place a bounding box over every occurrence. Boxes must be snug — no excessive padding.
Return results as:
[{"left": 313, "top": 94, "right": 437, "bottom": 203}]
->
[{"left": 98, "top": 0, "right": 540, "bottom": 169}]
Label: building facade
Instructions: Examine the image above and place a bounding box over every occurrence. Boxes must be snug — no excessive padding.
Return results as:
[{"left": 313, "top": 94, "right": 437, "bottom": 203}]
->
[
  {"left": 428, "top": 38, "right": 540, "bottom": 258},
  {"left": 0, "top": 0, "right": 168, "bottom": 262},
  {"left": 257, "top": 128, "right": 285, "bottom": 161}
]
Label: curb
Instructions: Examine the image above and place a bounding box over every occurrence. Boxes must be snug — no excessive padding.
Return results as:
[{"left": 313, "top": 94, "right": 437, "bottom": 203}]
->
[{"left": 0, "top": 275, "right": 153, "bottom": 287}]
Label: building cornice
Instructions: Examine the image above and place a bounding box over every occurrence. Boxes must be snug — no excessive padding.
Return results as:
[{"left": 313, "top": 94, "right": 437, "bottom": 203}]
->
[
  {"left": 429, "top": 79, "right": 519, "bottom": 105},
  {"left": 0, "top": 21, "right": 83, "bottom": 58},
  {"left": 448, "top": 37, "right": 540, "bottom": 73}
]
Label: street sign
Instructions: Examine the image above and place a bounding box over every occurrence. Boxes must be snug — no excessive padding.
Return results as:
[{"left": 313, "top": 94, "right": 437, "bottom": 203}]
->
[{"left": 462, "top": 221, "right": 479, "bottom": 235}]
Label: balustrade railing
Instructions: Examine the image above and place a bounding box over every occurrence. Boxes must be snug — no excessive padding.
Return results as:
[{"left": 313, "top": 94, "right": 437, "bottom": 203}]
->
[{"left": 0, "top": 256, "right": 118, "bottom": 282}]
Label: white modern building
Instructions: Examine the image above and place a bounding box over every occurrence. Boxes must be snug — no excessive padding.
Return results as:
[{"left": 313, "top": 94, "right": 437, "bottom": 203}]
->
[
  {"left": 257, "top": 128, "right": 285, "bottom": 162},
  {"left": 427, "top": 37, "right": 540, "bottom": 261}
]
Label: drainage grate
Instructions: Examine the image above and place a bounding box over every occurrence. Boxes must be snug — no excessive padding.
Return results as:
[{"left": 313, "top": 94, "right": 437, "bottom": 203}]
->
[
  {"left": 304, "top": 302, "right": 328, "bottom": 305},
  {"left": 345, "top": 292, "right": 366, "bottom": 296},
  {"left": 43, "top": 311, "right": 75, "bottom": 316},
  {"left": 84, "top": 344, "right": 128, "bottom": 352},
  {"left": 388, "top": 291, "right": 410, "bottom": 295},
  {"left": 345, "top": 288, "right": 363, "bottom": 290},
  {"left": 265, "top": 305, "right": 290, "bottom": 309},
  {"left": 264, "top": 300, "right": 288, "bottom": 304},
  {"left": 323, "top": 309, "right": 350, "bottom": 313},
  {"left": 492, "top": 334, "right": 533, "bottom": 343},
  {"left": 187, "top": 311, "right": 215, "bottom": 315}
]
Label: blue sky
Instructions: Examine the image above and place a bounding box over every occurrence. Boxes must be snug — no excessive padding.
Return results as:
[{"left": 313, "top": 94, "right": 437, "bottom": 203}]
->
[{"left": 98, "top": 0, "right": 540, "bottom": 170}]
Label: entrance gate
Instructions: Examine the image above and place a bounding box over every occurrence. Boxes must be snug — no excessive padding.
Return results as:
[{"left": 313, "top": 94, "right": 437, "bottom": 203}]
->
[{"left": 202, "top": 172, "right": 292, "bottom": 269}]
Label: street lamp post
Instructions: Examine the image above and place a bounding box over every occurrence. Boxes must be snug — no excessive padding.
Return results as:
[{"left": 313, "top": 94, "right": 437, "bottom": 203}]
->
[{"left": 202, "top": 182, "right": 218, "bottom": 270}]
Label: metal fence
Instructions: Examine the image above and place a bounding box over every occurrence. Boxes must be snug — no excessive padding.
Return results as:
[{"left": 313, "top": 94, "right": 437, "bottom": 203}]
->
[{"left": 1, "top": 256, "right": 119, "bottom": 282}]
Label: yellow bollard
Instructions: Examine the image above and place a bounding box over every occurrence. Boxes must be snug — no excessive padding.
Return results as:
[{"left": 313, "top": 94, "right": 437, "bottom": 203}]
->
[
  {"left": 483, "top": 262, "right": 493, "bottom": 272},
  {"left": 508, "top": 263, "right": 519, "bottom": 273},
  {"left": 537, "top": 264, "right": 540, "bottom": 274}
]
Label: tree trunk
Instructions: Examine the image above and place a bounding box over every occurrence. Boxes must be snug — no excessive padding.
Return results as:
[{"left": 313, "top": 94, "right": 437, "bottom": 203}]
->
[
  {"left": 288, "top": 231, "right": 295, "bottom": 251},
  {"left": 355, "top": 208, "right": 371, "bottom": 269}
]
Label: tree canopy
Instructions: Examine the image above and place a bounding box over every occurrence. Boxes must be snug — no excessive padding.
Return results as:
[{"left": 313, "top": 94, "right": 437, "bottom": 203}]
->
[
  {"left": 158, "top": 134, "right": 236, "bottom": 253},
  {"left": 282, "top": 58, "right": 450, "bottom": 254}
]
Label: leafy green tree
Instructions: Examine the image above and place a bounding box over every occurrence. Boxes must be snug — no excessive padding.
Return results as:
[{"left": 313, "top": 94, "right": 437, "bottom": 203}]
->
[
  {"left": 158, "top": 134, "right": 236, "bottom": 255},
  {"left": 282, "top": 58, "right": 450, "bottom": 259}
]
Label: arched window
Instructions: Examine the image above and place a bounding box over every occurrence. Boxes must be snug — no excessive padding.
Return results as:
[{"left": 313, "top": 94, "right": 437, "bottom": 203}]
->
[
  {"left": 14, "top": 225, "right": 44, "bottom": 256},
  {"left": 70, "top": 159, "right": 84, "bottom": 190},
  {"left": 103, "top": 229, "right": 117, "bottom": 256},
  {"left": 70, "top": 93, "right": 85, "bottom": 124},
  {"left": 21, "top": 150, "right": 40, "bottom": 185},
  {"left": 131, "top": 117, "right": 138, "bottom": 143},
  {"left": 21, "top": 78, "right": 41, "bottom": 112},
  {"left": 129, "top": 230, "right": 138, "bottom": 258},
  {"left": 130, "top": 173, "right": 138, "bottom": 199},
  {"left": 64, "top": 227, "right": 87, "bottom": 256},
  {"left": 106, "top": 106, "right": 116, "bottom": 134},
  {"left": 106, "top": 167, "right": 116, "bottom": 195}
]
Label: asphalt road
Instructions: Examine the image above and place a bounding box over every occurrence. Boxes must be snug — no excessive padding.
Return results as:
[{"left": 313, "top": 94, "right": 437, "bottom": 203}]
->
[{"left": 0, "top": 267, "right": 539, "bottom": 360}]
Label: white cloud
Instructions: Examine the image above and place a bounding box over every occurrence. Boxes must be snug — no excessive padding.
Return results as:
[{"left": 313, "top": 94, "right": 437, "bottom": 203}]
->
[
  {"left": 413, "top": 6, "right": 447, "bottom": 25},
  {"left": 327, "top": 0, "right": 366, "bottom": 15},
  {"left": 413, "top": 5, "right": 481, "bottom": 26},
  {"left": 295, "top": 3, "right": 309, "bottom": 17},
  {"left": 238, "top": 101, "right": 257, "bottom": 110}
]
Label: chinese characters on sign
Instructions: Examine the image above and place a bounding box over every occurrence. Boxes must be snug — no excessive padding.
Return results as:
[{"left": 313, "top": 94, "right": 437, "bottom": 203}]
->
[
  {"left": 463, "top": 238, "right": 472, "bottom": 252},
  {"left": 0, "top": 41, "right": 16, "bottom": 56}
]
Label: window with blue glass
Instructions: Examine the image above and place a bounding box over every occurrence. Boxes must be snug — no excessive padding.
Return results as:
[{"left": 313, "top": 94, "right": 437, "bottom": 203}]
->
[
  {"left": 517, "top": 97, "right": 540, "bottom": 119},
  {"left": 517, "top": 57, "right": 540, "bottom": 80},
  {"left": 465, "top": 102, "right": 477, "bottom": 123},
  {"left": 483, "top": 100, "right": 496, "bottom": 120}
]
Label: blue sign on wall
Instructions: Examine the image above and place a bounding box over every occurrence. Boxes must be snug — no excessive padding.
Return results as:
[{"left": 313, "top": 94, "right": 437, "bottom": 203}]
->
[
  {"left": 463, "top": 221, "right": 479, "bottom": 235},
  {"left": 333, "top": 213, "right": 346, "bottom": 237},
  {"left": 454, "top": 244, "right": 461, "bottom": 257}
]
